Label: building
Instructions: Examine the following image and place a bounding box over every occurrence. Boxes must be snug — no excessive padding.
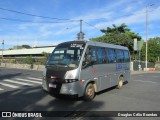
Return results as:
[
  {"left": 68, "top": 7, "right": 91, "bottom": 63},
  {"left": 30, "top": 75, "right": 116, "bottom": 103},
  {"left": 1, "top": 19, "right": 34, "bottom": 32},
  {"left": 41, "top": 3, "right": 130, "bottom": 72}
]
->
[{"left": 0, "top": 46, "right": 55, "bottom": 58}]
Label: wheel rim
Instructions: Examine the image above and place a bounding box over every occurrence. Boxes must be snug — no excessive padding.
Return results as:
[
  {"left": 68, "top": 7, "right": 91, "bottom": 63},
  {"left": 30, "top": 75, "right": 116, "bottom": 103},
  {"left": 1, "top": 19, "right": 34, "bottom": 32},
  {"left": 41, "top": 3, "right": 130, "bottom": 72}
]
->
[
  {"left": 118, "top": 80, "right": 123, "bottom": 88},
  {"left": 87, "top": 86, "right": 94, "bottom": 98},
  {"left": 119, "top": 80, "right": 123, "bottom": 87}
]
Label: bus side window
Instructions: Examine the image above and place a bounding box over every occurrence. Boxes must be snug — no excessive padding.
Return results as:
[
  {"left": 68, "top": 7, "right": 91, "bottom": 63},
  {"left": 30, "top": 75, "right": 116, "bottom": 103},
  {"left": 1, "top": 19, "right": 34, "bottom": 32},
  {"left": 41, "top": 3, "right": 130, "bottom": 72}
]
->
[
  {"left": 116, "top": 50, "right": 124, "bottom": 63},
  {"left": 106, "top": 48, "right": 116, "bottom": 63},
  {"left": 90, "top": 47, "right": 97, "bottom": 63},
  {"left": 97, "top": 47, "right": 106, "bottom": 64},
  {"left": 82, "top": 47, "right": 97, "bottom": 67},
  {"left": 124, "top": 51, "right": 130, "bottom": 62}
]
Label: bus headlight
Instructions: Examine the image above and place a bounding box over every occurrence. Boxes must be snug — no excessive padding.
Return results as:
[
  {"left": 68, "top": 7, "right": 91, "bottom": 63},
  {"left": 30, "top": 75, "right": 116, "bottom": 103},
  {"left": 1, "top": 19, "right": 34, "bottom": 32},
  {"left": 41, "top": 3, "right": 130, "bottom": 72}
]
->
[
  {"left": 65, "top": 73, "right": 74, "bottom": 79},
  {"left": 64, "top": 69, "right": 79, "bottom": 83},
  {"left": 63, "top": 79, "right": 78, "bottom": 83}
]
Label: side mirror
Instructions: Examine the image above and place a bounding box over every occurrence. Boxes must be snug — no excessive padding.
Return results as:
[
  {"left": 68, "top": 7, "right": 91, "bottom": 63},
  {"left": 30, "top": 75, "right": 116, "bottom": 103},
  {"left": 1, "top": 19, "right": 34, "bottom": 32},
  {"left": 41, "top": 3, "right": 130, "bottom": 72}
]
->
[
  {"left": 86, "top": 55, "right": 91, "bottom": 64},
  {"left": 82, "top": 54, "right": 91, "bottom": 69},
  {"left": 86, "top": 55, "right": 97, "bottom": 65}
]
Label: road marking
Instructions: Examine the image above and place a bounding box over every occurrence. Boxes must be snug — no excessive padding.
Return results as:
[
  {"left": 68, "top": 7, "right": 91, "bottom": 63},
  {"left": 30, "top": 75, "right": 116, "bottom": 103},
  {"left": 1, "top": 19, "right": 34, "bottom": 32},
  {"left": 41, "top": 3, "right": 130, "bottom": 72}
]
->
[
  {"left": 152, "top": 76, "right": 160, "bottom": 78},
  {"left": 15, "top": 78, "right": 42, "bottom": 84},
  {"left": 0, "top": 88, "right": 4, "bottom": 90},
  {"left": 27, "top": 77, "right": 42, "bottom": 81},
  {"left": 0, "top": 82, "right": 19, "bottom": 88},
  {"left": 3, "top": 79, "right": 34, "bottom": 86},
  {"left": 138, "top": 75, "right": 144, "bottom": 76},
  {"left": 134, "top": 80, "right": 157, "bottom": 84}
]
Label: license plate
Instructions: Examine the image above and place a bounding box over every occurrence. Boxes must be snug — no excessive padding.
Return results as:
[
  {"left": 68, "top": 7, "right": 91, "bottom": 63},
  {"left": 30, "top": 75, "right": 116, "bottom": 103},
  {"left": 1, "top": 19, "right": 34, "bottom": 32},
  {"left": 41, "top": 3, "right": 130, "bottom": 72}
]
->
[{"left": 49, "top": 83, "right": 56, "bottom": 88}]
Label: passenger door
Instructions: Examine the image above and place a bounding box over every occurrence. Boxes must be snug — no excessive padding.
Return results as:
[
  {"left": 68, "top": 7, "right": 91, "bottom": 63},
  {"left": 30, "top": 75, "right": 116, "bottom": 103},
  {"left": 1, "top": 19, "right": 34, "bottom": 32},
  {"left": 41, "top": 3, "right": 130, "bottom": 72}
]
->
[
  {"left": 96, "top": 47, "right": 109, "bottom": 91},
  {"left": 80, "top": 46, "right": 99, "bottom": 88},
  {"left": 106, "top": 48, "right": 117, "bottom": 87}
]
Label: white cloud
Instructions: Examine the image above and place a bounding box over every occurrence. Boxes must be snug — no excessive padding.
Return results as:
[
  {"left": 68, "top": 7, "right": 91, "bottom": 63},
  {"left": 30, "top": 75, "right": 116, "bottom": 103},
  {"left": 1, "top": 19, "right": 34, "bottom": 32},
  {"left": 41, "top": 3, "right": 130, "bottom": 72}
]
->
[
  {"left": 0, "top": 33, "right": 76, "bottom": 48},
  {"left": 2, "top": 0, "right": 160, "bottom": 48},
  {"left": 149, "top": 6, "right": 160, "bottom": 21},
  {"left": 94, "top": 6, "right": 160, "bottom": 28},
  {"left": 123, "top": 6, "right": 134, "bottom": 13},
  {"left": 17, "top": 1, "right": 124, "bottom": 38}
]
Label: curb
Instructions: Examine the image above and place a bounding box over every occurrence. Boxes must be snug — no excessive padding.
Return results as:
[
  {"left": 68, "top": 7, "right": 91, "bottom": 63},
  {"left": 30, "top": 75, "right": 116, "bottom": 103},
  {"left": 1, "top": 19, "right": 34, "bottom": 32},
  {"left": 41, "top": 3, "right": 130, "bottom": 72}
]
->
[
  {"left": 0, "top": 63, "right": 44, "bottom": 71},
  {"left": 131, "top": 71, "right": 160, "bottom": 74}
]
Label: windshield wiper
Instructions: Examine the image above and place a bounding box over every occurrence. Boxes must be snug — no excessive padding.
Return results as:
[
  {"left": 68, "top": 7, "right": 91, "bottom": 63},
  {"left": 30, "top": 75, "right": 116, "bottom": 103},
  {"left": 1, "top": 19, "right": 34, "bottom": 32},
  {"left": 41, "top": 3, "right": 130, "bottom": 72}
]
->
[
  {"left": 58, "top": 62, "right": 69, "bottom": 68},
  {"left": 46, "top": 63, "right": 57, "bottom": 66}
]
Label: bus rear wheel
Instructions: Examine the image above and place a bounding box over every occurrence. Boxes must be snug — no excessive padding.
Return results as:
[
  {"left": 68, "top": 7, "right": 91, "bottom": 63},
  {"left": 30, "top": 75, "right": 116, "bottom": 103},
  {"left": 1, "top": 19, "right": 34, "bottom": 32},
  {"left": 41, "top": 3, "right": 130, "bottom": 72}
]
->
[
  {"left": 117, "top": 76, "right": 124, "bottom": 89},
  {"left": 83, "top": 83, "right": 95, "bottom": 101}
]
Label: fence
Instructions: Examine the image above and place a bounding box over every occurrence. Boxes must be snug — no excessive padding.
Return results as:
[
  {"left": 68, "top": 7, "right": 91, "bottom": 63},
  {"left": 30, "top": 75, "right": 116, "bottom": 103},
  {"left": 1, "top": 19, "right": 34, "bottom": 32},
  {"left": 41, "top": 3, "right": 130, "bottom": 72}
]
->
[{"left": 133, "top": 61, "right": 155, "bottom": 71}]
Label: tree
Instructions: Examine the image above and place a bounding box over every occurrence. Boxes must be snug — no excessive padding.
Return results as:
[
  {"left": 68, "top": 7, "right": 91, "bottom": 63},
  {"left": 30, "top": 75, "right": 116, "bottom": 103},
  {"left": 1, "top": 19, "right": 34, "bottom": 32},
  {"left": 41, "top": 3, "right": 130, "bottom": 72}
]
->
[
  {"left": 90, "top": 23, "right": 142, "bottom": 54},
  {"left": 42, "top": 52, "right": 51, "bottom": 60},
  {"left": 141, "top": 37, "right": 160, "bottom": 63},
  {"left": 21, "top": 45, "right": 31, "bottom": 49},
  {"left": 10, "top": 45, "right": 31, "bottom": 49}
]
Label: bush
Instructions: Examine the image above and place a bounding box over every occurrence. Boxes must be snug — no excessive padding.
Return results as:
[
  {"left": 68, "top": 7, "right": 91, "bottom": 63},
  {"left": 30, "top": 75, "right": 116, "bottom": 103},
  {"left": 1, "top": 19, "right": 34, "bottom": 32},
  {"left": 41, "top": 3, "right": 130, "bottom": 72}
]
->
[
  {"left": 24, "top": 56, "right": 34, "bottom": 64},
  {"left": 15, "top": 56, "right": 34, "bottom": 64},
  {"left": 4, "top": 55, "right": 48, "bottom": 65}
]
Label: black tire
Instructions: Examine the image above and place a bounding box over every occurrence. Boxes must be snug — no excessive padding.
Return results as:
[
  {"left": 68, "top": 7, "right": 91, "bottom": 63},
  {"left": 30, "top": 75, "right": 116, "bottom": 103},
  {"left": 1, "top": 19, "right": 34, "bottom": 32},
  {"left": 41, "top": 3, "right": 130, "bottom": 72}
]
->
[{"left": 83, "top": 83, "right": 95, "bottom": 101}]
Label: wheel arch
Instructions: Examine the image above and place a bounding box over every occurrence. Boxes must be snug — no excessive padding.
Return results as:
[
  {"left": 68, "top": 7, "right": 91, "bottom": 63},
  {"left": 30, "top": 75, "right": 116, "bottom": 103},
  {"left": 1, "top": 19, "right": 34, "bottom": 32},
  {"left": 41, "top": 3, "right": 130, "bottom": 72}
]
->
[{"left": 119, "top": 74, "right": 124, "bottom": 80}]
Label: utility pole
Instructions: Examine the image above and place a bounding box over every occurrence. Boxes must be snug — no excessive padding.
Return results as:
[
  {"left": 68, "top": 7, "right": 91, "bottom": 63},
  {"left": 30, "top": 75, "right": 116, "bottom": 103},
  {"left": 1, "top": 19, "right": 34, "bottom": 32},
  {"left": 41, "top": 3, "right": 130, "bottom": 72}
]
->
[
  {"left": 77, "top": 19, "right": 85, "bottom": 41},
  {"left": 80, "top": 19, "right": 82, "bottom": 33},
  {"left": 145, "top": 4, "right": 154, "bottom": 71},
  {"left": 1, "top": 40, "right": 4, "bottom": 63},
  {"left": 145, "top": 6, "right": 148, "bottom": 71}
]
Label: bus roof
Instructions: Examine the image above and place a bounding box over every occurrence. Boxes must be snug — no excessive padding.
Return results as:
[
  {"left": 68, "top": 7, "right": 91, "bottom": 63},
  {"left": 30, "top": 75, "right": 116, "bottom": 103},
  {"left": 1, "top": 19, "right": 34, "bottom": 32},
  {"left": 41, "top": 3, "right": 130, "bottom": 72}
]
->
[
  {"left": 58, "top": 40, "right": 129, "bottom": 50},
  {"left": 86, "top": 40, "right": 129, "bottom": 50}
]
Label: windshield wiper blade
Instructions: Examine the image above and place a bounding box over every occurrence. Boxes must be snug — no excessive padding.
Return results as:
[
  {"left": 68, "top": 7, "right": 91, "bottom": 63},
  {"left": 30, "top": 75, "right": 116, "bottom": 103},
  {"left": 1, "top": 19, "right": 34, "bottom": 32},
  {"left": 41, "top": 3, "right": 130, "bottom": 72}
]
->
[
  {"left": 58, "top": 62, "right": 69, "bottom": 68},
  {"left": 46, "top": 63, "right": 56, "bottom": 66}
]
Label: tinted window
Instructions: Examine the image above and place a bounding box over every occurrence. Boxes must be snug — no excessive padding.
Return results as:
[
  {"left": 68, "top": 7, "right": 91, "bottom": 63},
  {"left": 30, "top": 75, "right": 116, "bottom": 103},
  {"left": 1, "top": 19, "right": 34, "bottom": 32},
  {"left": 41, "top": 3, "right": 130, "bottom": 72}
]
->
[
  {"left": 106, "top": 49, "right": 116, "bottom": 63},
  {"left": 124, "top": 51, "right": 130, "bottom": 62},
  {"left": 82, "top": 47, "right": 97, "bottom": 67},
  {"left": 48, "top": 42, "right": 85, "bottom": 68},
  {"left": 97, "top": 48, "right": 106, "bottom": 64},
  {"left": 90, "top": 47, "right": 97, "bottom": 62},
  {"left": 116, "top": 50, "right": 124, "bottom": 63}
]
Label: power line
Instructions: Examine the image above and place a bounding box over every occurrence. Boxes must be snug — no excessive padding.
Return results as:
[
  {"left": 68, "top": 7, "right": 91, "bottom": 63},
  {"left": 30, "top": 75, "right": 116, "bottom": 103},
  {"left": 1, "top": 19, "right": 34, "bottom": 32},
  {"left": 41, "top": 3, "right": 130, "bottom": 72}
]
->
[
  {"left": 0, "top": 7, "right": 71, "bottom": 21},
  {"left": 0, "top": 5, "right": 157, "bottom": 23},
  {"left": 84, "top": 9, "right": 156, "bottom": 22},
  {"left": 83, "top": 21, "right": 100, "bottom": 31},
  {"left": 0, "top": 17, "right": 79, "bottom": 23},
  {"left": 83, "top": 7, "right": 158, "bottom": 31},
  {"left": 0, "top": 6, "right": 158, "bottom": 29}
]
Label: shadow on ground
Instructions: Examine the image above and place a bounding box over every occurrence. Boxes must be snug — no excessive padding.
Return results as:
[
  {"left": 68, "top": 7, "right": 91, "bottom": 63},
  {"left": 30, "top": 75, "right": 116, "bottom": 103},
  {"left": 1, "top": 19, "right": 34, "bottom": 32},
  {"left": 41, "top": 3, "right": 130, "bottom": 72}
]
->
[{"left": 0, "top": 85, "right": 114, "bottom": 120}]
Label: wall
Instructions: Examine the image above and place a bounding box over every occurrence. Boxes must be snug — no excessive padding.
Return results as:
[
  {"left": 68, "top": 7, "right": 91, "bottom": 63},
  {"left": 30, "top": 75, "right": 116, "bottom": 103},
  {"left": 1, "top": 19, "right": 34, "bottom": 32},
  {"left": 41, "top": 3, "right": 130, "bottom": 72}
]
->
[{"left": 0, "top": 63, "right": 45, "bottom": 71}]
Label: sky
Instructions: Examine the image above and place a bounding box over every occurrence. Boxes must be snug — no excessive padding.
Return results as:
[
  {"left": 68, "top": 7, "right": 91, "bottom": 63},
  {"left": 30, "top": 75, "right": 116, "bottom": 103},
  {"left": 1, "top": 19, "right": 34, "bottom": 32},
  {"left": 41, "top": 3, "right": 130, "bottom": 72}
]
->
[{"left": 0, "top": 0, "right": 160, "bottom": 49}]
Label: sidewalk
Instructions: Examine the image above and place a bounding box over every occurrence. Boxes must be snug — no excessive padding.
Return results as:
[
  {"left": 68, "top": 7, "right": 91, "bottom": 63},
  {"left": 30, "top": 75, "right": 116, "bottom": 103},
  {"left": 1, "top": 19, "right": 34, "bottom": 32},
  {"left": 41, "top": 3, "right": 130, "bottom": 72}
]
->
[{"left": 131, "top": 70, "right": 160, "bottom": 74}]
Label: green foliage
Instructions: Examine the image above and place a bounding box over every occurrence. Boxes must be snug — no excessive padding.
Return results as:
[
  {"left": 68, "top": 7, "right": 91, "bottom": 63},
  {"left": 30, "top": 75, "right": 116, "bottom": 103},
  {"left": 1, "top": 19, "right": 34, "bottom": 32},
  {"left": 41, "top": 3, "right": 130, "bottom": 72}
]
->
[
  {"left": 10, "top": 45, "right": 31, "bottom": 50},
  {"left": 141, "top": 37, "right": 160, "bottom": 63},
  {"left": 15, "top": 56, "right": 34, "bottom": 64},
  {"left": 42, "top": 52, "right": 51, "bottom": 59},
  {"left": 21, "top": 45, "right": 31, "bottom": 48},
  {"left": 41, "top": 52, "right": 51, "bottom": 64},
  {"left": 25, "top": 56, "right": 34, "bottom": 64},
  {"left": 90, "top": 23, "right": 142, "bottom": 54}
]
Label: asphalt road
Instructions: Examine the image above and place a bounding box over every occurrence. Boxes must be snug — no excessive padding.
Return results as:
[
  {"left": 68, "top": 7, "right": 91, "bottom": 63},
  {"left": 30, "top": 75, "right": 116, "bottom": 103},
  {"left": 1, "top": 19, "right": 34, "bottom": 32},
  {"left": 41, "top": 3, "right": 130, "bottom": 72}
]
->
[{"left": 0, "top": 68, "right": 160, "bottom": 120}]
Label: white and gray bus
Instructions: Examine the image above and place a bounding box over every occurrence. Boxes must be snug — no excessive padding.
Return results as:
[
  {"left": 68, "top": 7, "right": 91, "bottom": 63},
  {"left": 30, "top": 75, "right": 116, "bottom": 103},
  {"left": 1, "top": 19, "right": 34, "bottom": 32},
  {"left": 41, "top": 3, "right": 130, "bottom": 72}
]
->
[{"left": 42, "top": 40, "right": 130, "bottom": 101}]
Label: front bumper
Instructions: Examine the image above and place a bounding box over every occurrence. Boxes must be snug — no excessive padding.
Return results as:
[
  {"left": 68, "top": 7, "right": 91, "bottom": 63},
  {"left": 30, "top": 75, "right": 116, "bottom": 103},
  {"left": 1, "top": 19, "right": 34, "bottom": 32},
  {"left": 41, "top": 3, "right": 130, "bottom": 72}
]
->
[{"left": 42, "top": 77, "right": 83, "bottom": 97}]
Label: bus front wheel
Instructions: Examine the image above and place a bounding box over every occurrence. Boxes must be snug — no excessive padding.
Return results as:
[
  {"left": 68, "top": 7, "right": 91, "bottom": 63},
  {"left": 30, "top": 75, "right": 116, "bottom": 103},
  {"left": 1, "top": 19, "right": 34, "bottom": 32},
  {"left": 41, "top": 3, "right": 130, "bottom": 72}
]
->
[{"left": 83, "top": 83, "right": 95, "bottom": 101}]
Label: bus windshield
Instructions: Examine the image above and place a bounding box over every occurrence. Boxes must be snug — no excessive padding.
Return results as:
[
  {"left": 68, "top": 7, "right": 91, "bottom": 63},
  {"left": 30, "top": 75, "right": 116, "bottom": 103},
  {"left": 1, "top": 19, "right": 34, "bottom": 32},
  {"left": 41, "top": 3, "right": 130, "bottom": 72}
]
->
[{"left": 47, "top": 42, "right": 85, "bottom": 69}]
